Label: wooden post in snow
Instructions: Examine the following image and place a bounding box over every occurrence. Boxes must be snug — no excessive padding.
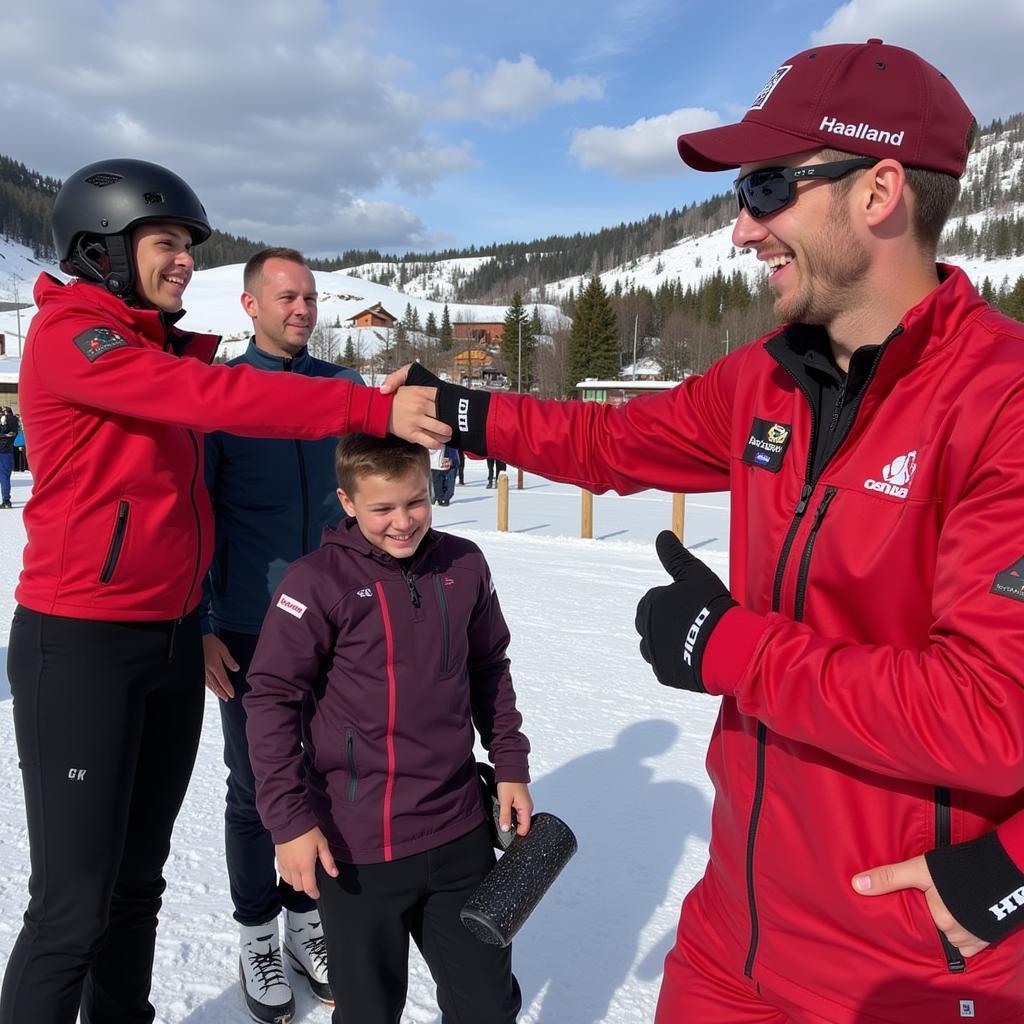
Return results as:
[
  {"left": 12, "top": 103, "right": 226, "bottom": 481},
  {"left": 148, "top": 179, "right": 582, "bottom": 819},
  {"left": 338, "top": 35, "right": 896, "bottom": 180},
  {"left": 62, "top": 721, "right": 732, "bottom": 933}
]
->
[
  {"left": 581, "top": 489, "right": 593, "bottom": 539},
  {"left": 671, "top": 493, "right": 685, "bottom": 540},
  {"left": 497, "top": 473, "right": 509, "bottom": 532}
]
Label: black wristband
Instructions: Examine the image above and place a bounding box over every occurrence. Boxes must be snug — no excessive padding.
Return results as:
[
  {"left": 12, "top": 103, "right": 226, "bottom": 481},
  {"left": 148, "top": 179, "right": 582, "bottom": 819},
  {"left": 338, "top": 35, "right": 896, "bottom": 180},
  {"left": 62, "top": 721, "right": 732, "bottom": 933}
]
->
[
  {"left": 686, "top": 594, "right": 737, "bottom": 692},
  {"left": 406, "top": 362, "right": 491, "bottom": 455},
  {"left": 925, "top": 831, "right": 1024, "bottom": 943}
]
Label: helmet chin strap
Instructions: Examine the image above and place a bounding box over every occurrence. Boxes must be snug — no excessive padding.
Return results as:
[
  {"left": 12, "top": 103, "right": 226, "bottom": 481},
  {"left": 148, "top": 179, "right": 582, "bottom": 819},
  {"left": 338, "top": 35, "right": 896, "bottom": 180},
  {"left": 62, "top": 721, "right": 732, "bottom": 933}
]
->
[{"left": 69, "top": 234, "right": 137, "bottom": 302}]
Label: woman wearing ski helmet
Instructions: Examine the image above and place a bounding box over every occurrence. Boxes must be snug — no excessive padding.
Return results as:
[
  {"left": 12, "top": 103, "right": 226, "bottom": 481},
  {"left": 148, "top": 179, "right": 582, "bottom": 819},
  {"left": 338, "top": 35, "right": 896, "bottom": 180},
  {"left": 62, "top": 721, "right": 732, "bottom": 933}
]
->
[{"left": 0, "top": 157, "right": 443, "bottom": 1024}]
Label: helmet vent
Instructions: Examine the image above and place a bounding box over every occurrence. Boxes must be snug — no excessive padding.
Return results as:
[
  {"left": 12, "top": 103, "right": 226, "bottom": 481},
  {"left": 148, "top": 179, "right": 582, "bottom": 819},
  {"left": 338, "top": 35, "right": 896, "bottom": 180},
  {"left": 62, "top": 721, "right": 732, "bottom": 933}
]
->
[
  {"left": 84, "top": 173, "right": 124, "bottom": 187},
  {"left": 143, "top": 191, "right": 164, "bottom": 205}
]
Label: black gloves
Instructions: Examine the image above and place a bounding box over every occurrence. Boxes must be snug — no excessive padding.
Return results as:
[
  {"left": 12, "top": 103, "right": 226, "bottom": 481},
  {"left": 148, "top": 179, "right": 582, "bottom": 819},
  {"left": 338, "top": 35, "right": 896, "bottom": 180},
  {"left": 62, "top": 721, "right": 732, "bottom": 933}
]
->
[
  {"left": 406, "top": 362, "right": 490, "bottom": 455},
  {"left": 635, "top": 530, "right": 736, "bottom": 692},
  {"left": 926, "top": 832, "right": 1024, "bottom": 944}
]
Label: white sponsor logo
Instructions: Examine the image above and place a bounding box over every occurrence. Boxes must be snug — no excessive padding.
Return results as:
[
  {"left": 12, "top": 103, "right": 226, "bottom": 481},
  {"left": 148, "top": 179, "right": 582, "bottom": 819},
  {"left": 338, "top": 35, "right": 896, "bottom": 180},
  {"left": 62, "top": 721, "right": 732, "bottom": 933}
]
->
[
  {"left": 683, "top": 607, "right": 711, "bottom": 665},
  {"left": 819, "top": 115, "right": 905, "bottom": 147},
  {"left": 749, "top": 65, "right": 791, "bottom": 110},
  {"left": 457, "top": 397, "right": 470, "bottom": 433},
  {"left": 989, "top": 884, "right": 1024, "bottom": 922},
  {"left": 960, "top": 1000, "right": 975, "bottom": 1018},
  {"left": 357, "top": 587, "right": 373, "bottom": 598},
  {"left": 276, "top": 593, "right": 307, "bottom": 618},
  {"left": 864, "top": 451, "right": 917, "bottom": 500},
  {"left": 747, "top": 435, "right": 784, "bottom": 454},
  {"left": 67, "top": 768, "right": 87, "bottom": 781}
]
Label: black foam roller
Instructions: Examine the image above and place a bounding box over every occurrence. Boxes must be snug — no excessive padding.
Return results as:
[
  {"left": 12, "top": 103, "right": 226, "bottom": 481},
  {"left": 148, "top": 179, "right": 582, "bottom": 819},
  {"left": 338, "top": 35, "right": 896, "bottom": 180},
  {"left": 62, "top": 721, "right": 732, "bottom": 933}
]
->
[{"left": 460, "top": 811, "right": 577, "bottom": 947}]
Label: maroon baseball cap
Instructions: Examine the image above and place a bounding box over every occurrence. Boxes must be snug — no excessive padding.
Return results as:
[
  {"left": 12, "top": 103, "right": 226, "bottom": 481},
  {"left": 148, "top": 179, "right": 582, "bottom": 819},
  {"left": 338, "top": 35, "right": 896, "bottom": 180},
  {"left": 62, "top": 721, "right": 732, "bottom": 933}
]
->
[{"left": 677, "top": 39, "right": 974, "bottom": 176}]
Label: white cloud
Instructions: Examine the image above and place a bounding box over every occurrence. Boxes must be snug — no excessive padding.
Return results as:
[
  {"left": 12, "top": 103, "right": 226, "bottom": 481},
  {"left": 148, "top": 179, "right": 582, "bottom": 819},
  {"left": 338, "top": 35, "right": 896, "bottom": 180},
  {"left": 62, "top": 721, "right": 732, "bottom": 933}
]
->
[
  {"left": 438, "top": 54, "right": 603, "bottom": 121},
  {"left": 0, "top": 0, "right": 475, "bottom": 251},
  {"left": 569, "top": 108, "right": 721, "bottom": 179},
  {"left": 810, "top": 0, "right": 1024, "bottom": 122}
]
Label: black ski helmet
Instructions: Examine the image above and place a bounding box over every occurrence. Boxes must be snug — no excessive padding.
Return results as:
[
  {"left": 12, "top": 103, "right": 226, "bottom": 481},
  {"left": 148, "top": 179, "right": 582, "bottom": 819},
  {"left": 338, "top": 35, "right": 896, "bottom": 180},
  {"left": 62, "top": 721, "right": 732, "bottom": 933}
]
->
[{"left": 51, "top": 158, "right": 211, "bottom": 298}]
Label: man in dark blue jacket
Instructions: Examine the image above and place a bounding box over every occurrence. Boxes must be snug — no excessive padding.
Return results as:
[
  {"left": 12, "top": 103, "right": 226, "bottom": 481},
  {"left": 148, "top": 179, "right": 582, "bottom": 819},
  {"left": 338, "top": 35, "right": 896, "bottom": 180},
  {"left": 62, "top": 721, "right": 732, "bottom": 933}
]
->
[{"left": 201, "top": 247, "right": 361, "bottom": 1023}]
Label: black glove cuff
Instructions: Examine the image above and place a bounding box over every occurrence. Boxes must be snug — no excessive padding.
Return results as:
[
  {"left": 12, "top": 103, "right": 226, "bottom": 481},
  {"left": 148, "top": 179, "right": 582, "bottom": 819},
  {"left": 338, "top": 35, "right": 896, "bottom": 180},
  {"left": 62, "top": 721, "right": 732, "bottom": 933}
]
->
[
  {"left": 406, "top": 362, "right": 490, "bottom": 454},
  {"left": 686, "top": 594, "right": 737, "bottom": 692},
  {"left": 925, "top": 832, "right": 1024, "bottom": 943}
]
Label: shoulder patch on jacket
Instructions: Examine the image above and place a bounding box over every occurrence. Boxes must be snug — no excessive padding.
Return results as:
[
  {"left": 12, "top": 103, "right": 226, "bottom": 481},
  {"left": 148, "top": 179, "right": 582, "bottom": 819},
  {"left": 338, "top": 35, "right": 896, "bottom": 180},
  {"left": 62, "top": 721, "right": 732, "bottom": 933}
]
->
[
  {"left": 73, "top": 327, "right": 129, "bottom": 362},
  {"left": 276, "top": 593, "right": 308, "bottom": 618},
  {"left": 991, "top": 556, "right": 1024, "bottom": 604}
]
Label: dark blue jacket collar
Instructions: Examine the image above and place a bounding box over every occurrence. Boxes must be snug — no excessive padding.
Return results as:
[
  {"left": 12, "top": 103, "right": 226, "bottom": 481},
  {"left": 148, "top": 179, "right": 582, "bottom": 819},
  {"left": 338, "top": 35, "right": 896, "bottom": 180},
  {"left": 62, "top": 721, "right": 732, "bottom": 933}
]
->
[{"left": 243, "top": 337, "right": 312, "bottom": 372}]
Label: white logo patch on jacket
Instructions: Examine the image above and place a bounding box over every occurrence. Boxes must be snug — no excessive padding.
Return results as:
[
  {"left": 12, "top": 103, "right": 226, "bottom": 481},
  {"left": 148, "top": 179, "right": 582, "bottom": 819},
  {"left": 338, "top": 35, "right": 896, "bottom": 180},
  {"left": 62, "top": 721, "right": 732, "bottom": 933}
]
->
[
  {"left": 864, "top": 451, "right": 917, "bottom": 499},
  {"left": 276, "top": 593, "right": 307, "bottom": 618}
]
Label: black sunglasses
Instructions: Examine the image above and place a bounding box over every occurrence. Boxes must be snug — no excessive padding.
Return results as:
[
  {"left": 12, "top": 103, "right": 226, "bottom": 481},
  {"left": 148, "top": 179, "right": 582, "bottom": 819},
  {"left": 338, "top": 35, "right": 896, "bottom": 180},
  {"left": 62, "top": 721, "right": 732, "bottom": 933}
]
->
[{"left": 734, "top": 158, "right": 876, "bottom": 218}]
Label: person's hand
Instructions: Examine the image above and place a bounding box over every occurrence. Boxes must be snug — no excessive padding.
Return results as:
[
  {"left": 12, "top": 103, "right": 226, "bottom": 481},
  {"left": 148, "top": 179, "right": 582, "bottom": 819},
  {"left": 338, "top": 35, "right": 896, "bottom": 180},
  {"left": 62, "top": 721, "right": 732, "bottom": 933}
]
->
[
  {"left": 380, "top": 364, "right": 411, "bottom": 393},
  {"left": 387, "top": 380, "right": 450, "bottom": 448},
  {"left": 203, "top": 632, "right": 240, "bottom": 701},
  {"left": 852, "top": 854, "right": 989, "bottom": 958},
  {"left": 497, "top": 781, "right": 533, "bottom": 837},
  {"left": 276, "top": 827, "right": 338, "bottom": 899},
  {"left": 635, "top": 531, "right": 736, "bottom": 692}
]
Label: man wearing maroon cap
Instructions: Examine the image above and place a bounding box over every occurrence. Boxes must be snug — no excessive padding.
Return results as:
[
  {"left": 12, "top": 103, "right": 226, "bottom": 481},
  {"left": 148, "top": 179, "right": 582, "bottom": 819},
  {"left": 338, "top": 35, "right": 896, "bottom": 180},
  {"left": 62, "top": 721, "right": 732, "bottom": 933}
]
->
[{"left": 388, "top": 39, "right": 1024, "bottom": 1023}]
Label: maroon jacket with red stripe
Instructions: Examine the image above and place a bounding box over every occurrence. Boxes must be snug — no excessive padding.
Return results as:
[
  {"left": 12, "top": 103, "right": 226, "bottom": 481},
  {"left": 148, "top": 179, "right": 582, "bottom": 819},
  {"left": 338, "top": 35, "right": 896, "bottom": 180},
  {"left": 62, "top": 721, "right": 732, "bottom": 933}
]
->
[
  {"left": 244, "top": 519, "right": 530, "bottom": 864},
  {"left": 477, "top": 267, "right": 1024, "bottom": 1020},
  {"left": 17, "top": 274, "right": 392, "bottom": 621}
]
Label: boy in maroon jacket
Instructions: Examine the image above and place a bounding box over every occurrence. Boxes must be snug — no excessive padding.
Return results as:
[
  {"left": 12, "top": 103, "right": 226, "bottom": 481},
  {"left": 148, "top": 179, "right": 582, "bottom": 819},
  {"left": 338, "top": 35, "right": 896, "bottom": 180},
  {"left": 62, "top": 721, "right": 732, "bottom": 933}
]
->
[{"left": 245, "top": 433, "right": 532, "bottom": 1024}]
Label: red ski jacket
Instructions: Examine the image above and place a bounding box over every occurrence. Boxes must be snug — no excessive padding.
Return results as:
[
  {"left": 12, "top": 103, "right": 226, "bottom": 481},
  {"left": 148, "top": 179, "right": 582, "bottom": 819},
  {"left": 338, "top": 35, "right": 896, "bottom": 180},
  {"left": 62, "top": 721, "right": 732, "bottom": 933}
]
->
[
  {"left": 245, "top": 520, "right": 530, "bottom": 863},
  {"left": 483, "top": 267, "right": 1024, "bottom": 1021},
  {"left": 17, "top": 274, "right": 392, "bottom": 621}
]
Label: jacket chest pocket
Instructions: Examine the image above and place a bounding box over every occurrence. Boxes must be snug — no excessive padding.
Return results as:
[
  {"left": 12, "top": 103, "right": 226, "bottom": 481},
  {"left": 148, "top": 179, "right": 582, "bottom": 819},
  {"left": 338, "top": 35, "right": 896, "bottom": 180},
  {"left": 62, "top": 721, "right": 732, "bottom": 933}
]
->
[
  {"left": 99, "top": 500, "right": 130, "bottom": 584},
  {"left": 434, "top": 574, "right": 452, "bottom": 676}
]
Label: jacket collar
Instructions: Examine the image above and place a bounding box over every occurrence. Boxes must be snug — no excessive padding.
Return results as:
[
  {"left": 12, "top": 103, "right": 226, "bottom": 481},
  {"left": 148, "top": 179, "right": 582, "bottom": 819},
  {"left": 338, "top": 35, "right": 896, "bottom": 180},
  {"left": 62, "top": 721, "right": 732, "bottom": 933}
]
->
[
  {"left": 322, "top": 516, "right": 441, "bottom": 569},
  {"left": 242, "top": 338, "right": 312, "bottom": 372},
  {"left": 34, "top": 273, "right": 220, "bottom": 363}
]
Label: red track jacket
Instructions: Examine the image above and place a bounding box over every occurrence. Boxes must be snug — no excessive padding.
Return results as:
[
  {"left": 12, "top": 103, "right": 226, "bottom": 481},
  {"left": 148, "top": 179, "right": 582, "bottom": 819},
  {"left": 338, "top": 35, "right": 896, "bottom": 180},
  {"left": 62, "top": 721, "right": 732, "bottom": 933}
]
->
[
  {"left": 484, "top": 267, "right": 1024, "bottom": 1022},
  {"left": 17, "top": 274, "right": 392, "bottom": 621}
]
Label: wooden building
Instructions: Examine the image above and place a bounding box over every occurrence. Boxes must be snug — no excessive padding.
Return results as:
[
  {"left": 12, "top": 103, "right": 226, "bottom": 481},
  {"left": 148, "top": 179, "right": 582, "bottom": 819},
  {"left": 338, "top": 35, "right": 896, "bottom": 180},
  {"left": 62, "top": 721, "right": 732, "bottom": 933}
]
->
[
  {"left": 347, "top": 303, "right": 398, "bottom": 328},
  {"left": 452, "top": 321, "right": 505, "bottom": 346}
]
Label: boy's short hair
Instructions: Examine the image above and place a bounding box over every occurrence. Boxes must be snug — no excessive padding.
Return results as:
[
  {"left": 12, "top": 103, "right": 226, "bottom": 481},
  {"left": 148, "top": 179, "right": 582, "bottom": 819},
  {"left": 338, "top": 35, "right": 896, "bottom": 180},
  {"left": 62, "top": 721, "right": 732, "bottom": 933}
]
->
[{"left": 335, "top": 433, "right": 430, "bottom": 493}]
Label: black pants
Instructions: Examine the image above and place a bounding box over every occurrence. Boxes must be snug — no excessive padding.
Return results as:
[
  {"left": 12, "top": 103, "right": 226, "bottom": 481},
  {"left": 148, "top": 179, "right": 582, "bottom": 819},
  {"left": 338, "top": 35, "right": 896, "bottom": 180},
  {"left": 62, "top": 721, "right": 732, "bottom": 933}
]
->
[
  {"left": 0, "top": 607, "right": 205, "bottom": 1024},
  {"left": 316, "top": 822, "right": 520, "bottom": 1024},
  {"left": 486, "top": 458, "right": 507, "bottom": 481},
  {"left": 217, "top": 629, "right": 314, "bottom": 925}
]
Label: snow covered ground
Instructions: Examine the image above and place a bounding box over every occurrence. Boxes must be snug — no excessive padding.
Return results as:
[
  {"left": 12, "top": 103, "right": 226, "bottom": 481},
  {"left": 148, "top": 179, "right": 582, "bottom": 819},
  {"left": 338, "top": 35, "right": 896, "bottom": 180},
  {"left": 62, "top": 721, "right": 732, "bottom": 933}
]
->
[{"left": 0, "top": 459, "right": 730, "bottom": 1024}]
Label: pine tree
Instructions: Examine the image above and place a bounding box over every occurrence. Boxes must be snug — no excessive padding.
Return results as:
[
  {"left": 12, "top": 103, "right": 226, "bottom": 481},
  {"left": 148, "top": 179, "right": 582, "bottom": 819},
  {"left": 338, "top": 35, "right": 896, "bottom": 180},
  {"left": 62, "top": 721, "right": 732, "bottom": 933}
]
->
[
  {"left": 343, "top": 335, "right": 357, "bottom": 365},
  {"left": 500, "top": 291, "right": 535, "bottom": 391},
  {"left": 439, "top": 303, "right": 454, "bottom": 351},
  {"left": 411, "top": 306, "right": 422, "bottom": 333},
  {"left": 531, "top": 305, "right": 543, "bottom": 338},
  {"left": 567, "top": 276, "right": 620, "bottom": 391},
  {"left": 425, "top": 311, "right": 438, "bottom": 338}
]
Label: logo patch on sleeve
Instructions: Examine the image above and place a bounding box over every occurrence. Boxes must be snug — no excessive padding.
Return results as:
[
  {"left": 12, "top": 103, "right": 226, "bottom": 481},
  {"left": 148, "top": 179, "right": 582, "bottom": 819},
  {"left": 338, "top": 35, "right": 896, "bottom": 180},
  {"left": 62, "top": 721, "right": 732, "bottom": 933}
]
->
[
  {"left": 742, "top": 418, "right": 792, "bottom": 473},
  {"left": 276, "top": 593, "right": 307, "bottom": 618},
  {"left": 991, "top": 556, "right": 1024, "bottom": 603},
  {"left": 73, "top": 327, "right": 130, "bottom": 362}
]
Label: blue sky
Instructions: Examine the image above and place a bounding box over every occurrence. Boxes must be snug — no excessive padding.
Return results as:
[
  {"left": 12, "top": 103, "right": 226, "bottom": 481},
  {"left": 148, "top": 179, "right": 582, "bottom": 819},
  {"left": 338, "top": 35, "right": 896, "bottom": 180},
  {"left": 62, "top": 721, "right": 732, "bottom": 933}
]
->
[{"left": 0, "top": 0, "right": 1020, "bottom": 254}]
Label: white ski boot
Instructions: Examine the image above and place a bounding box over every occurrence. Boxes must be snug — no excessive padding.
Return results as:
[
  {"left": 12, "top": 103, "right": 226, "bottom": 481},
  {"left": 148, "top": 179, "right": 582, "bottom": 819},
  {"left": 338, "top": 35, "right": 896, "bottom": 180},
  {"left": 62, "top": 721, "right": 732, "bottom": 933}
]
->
[
  {"left": 239, "top": 920, "right": 295, "bottom": 1024},
  {"left": 283, "top": 908, "right": 333, "bottom": 1004}
]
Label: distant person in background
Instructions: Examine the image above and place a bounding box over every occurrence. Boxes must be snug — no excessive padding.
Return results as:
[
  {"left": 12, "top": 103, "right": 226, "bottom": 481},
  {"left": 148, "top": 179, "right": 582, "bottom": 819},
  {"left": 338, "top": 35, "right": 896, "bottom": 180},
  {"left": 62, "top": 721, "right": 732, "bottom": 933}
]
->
[
  {"left": 0, "top": 157, "right": 442, "bottom": 1024},
  {"left": 12, "top": 423, "right": 26, "bottom": 473},
  {"left": 200, "top": 247, "right": 362, "bottom": 1022},
  {"left": 456, "top": 447, "right": 466, "bottom": 485},
  {"left": 0, "top": 405, "right": 20, "bottom": 508},
  {"left": 486, "top": 456, "right": 506, "bottom": 489},
  {"left": 429, "top": 442, "right": 459, "bottom": 506}
]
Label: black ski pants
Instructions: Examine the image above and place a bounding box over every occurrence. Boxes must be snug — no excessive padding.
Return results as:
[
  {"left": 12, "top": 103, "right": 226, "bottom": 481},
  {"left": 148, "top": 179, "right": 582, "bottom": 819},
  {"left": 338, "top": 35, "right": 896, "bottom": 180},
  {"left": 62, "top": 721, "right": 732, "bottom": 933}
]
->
[
  {"left": 316, "top": 822, "right": 521, "bottom": 1024},
  {"left": 216, "top": 628, "right": 314, "bottom": 925},
  {"left": 0, "top": 607, "right": 204, "bottom": 1024}
]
